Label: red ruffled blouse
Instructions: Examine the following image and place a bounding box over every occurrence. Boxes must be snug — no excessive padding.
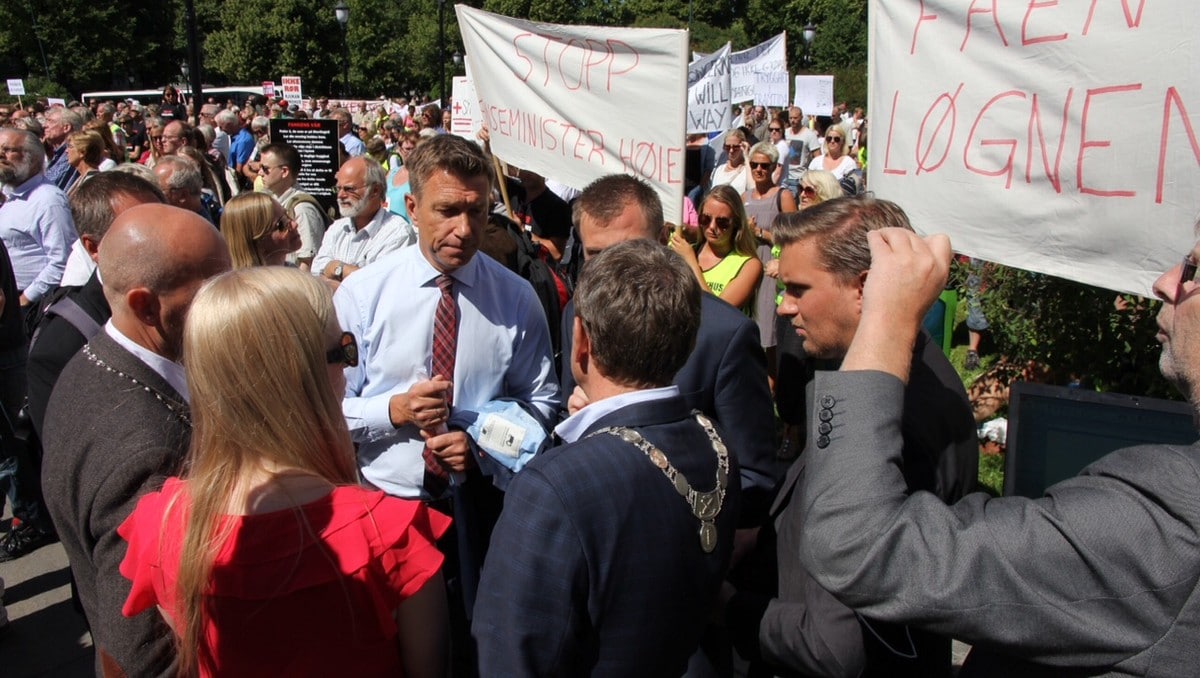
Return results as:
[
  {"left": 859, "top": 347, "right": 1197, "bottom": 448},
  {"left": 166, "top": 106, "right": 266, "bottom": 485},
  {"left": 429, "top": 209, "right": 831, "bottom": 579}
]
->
[{"left": 118, "top": 477, "right": 450, "bottom": 676}]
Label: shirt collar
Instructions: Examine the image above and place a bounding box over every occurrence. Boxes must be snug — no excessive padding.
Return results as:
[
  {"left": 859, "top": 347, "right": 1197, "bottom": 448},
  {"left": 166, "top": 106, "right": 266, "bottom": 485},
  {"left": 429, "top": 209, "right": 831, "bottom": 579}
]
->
[
  {"left": 5, "top": 173, "right": 47, "bottom": 198},
  {"left": 554, "top": 385, "right": 680, "bottom": 443},
  {"left": 412, "top": 242, "right": 481, "bottom": 290},
  {"left": 104, "top": 320, "right": 190, "bottom": 403}
]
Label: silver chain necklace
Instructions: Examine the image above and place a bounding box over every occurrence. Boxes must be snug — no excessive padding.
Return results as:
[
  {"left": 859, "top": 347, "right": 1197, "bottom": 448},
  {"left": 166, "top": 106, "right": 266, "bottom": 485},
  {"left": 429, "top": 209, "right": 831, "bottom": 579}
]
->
[
  {"left": 85, "top": 345, "right": 192, "bottom": 428},
  {"left": 589, "top": 412, "right": 729, "bottom": 553}
]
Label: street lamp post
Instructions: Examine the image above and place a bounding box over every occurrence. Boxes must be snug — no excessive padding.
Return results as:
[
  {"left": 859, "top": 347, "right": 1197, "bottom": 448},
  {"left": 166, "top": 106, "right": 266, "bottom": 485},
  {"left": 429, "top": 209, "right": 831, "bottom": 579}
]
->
[
  {"left": 802, "top": 22, "right": 817, "bottom": 69},
  {"left": 335, "top": 1, "right": 350, "bottom": 97},
  {"left": 180, "top": 61, "right": 190, "bottom": 105}
]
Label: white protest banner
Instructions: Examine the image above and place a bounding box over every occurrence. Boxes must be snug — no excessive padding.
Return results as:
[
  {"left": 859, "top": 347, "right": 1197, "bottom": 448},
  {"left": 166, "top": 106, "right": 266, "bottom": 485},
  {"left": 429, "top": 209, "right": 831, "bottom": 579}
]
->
[
  {"left": 262, "top": 81, "right": 276, "bottom": 97},
  {"left": 450, "top": 76, "right": 483, "bottom": 141},
  {"left": 457, "top": 6, "right": 688, "bottom": 222},
  {"left": 794, "top": 75, "right": 834, "bottom": 116},
  {"left": 869, "top": 0, "right": 1200, "bottom": 295},
  {"left": 7, "top": 79, "right": 24, "bottom": 96},
  {"left": 732, "top": 33, "right": 788, "bottom": 107},
  {"left": 281, "top": 76, "right": 302, "bottom": 106},
  {"left": 47, "top": 97, "right": 65, "bottom": 108},
  {"left": 687, "top": 43, "right": 731, "bottom": 134}
]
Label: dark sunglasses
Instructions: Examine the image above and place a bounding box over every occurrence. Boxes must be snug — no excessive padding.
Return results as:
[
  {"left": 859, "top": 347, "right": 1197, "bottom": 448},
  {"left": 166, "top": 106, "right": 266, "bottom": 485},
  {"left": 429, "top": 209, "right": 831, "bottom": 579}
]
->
[
  {"left": 326, "top": 331, "right": 359, "bottom": 367},
  {"left": 698, "top": 213, "right": 733, "bottom": 230},
  {"left": 270, "top": 215, "right": 292, "bottom": 233},
  {"left": 768, "top": 127, "right": 783, "bottom": 132},
  {"left": 826, "top": 136, "right": 844, "bottom": 143},
  {"left": 800, "top": 185, "right": 816, "bottom": 196},
  {"left": 749, "top": 161, "right": 773, "bottom": 170},
  {"left": 724, "top": 144, "right": 741, "bottom": 152},
  {"left": 1181, "top": 255, "right": 1199, "bottom": 289}
]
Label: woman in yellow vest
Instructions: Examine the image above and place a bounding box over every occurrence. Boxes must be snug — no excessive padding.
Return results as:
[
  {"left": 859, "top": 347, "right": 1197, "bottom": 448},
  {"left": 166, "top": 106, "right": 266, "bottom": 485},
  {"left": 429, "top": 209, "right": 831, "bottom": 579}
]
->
[{"left": 669, "top": 184, "right": 763, "bottom": 316}]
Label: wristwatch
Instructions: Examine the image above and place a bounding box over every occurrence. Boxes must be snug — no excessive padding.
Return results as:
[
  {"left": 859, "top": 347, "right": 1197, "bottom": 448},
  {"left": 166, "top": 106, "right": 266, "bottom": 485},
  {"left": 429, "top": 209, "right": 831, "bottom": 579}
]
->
[{"left": 332, "top": 263, "right": 344, "bottom": 281}]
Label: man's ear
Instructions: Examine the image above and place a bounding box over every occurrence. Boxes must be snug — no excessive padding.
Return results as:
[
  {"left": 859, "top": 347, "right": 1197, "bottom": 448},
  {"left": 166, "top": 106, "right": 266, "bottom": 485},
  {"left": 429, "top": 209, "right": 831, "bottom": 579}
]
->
[
  {"left": 855, "top": 269, "right": 867, "bottom": 312},
  {"left": 404, "top": 192, "right": 419, "bottom": 226},
  {"left": 571, "top": 316, "right": 590, "bottom": 377},
  {"left": 80, "top": 234, "right": 101, "bottom": 262},
  {"left": 125, "top": 287, "right": 160, "bottom": 328}
]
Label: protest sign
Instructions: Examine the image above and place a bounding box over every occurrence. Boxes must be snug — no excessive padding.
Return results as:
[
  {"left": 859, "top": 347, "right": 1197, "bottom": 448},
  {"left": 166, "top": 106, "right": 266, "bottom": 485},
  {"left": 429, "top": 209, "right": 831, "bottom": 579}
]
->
[
  {"left": 794, "top": 75, "right": 834, "bottom": 116},
  {"left": 457, "top": 6, "right": 688, "bottom": 222},
  {"left": 687, "top": 43, "right": 732, "bottom": 134},
  {"left": 47, "top": 97, "right": 66, "bottom": 108},
  {"left": 262, "top": 81, "right": 276, "bottom": 97},
  {"left": 450, "top": 76, "right": 483, "bottom": 141},
  {"left": 269, "top": 118, "right": 339, "bottom": 215},
  {"left": 281, "top": 76, "right": 303, "bottom": 106},
  {"left": 6, "top": 79, "right": 24, "bottom": 96},
  {"left": 869, "top": 0, "right": 1200, "bottom": 294},
  {"left": 732, "top": 33, "right": 788, "bottom": 107}
]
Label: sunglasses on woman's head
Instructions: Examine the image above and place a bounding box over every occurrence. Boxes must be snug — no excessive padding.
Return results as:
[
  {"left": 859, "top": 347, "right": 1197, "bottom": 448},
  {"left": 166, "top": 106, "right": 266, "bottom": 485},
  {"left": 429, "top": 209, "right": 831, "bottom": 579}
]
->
[{"left": 326, "top": 332, "right": 359, "bottom": 367}]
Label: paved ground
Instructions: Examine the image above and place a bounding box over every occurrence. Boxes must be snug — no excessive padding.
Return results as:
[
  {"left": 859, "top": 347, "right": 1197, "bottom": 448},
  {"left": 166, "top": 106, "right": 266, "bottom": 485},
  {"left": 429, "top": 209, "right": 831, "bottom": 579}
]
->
[{"left": 0, "top": 518, "right": 93, "bottom": 678}]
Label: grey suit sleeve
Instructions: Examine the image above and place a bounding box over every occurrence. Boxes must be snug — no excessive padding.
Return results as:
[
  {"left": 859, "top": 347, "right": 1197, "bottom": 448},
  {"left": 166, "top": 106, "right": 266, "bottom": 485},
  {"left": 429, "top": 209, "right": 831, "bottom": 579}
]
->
[
  {"left": 726, "top": 580, "right": 865, "bottom": 678},
  {"left": 799, "top": 370, "right": 1200, "bottom": 669},
  {"left": 89, "top": 450, "right": 177, "bottom": 677},
  {"left": 714, "top": 312, "right": 777, "bottom": 525}
]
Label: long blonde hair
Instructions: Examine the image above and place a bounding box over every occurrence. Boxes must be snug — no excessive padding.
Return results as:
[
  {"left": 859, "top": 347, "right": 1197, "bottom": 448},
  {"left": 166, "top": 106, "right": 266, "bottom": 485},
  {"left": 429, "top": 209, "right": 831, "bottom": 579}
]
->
[
  {"left": 171, "top": 267, "right": 357, "bottom": 674},
  {"left": 221, "top": 191, "right": 278, "bottom": 268}
]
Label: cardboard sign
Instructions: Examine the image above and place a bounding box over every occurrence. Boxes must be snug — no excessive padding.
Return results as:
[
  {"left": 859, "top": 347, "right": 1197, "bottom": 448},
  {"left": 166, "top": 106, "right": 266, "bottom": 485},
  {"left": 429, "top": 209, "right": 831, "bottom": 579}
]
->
[
  {"left": 868, "top": 0, "right": 1200, "bottom": 294},
  {"left": 732, "top": 33, "right": 789, "bottom": 107},
  {"left": 450, "top": 76, "right": 483, "bottom": 141},
  {"left": 688, "top": 43, "right": 732, "bottom": 134},
  {"left": 281, "top": 76, "right": 303, "bottom": 106},
  {"left": 6, "top": 79, "right": 24, "bottom": 96},
  {"left": 457, "top": 6, "right": 688, "bottom": 222},
  {"left": 794, "top": 75, "right": 834, "bottom": 116}
]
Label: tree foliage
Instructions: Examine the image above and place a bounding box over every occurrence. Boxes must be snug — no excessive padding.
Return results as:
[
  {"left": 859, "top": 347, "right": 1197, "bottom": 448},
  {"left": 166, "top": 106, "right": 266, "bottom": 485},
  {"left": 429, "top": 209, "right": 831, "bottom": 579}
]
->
[
  {"left": 951, "top": 259, "right": 1178, "bottom": 400},
  {"left": 0, "top": 0, "right": 868, "bottom": 104}
]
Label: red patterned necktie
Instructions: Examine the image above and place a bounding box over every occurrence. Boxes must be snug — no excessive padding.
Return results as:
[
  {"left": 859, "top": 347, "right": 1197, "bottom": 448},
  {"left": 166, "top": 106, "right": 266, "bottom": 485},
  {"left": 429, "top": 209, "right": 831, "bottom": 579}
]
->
[{"left": 423, "top": 274, "right": 456, "bottom": 496}]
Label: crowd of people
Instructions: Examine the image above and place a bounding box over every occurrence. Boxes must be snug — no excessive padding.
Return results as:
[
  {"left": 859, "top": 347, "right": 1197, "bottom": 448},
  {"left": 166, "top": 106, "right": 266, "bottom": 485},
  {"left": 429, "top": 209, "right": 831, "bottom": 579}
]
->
[{"left": 0, "top": 81, "right": 1198, "bottom": 678}]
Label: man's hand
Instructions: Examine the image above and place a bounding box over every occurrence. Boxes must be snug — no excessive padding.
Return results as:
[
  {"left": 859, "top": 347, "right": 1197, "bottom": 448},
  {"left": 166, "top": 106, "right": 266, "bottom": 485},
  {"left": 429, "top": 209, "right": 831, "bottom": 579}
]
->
[
  {"left": 388, "top": 377, "right": 452, "bottom": 429},
  {"left": 18, "top": 292, "right": 30, "bottom": 308},
  {"left": 566, "top": 385, "right": 590, "bottom": 416},
  {"left": 420, "top": 429, "right": 474, "bottom": 473},
  {"left": 842, "top": 229, "right": 951, "bottom": 380}
]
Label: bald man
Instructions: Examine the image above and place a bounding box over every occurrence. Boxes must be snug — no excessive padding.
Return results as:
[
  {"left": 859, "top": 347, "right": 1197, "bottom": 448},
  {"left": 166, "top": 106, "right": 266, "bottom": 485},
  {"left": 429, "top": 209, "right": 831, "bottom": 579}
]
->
[{"left": 41, "top": 205, "right": 230, "bottom": 677}]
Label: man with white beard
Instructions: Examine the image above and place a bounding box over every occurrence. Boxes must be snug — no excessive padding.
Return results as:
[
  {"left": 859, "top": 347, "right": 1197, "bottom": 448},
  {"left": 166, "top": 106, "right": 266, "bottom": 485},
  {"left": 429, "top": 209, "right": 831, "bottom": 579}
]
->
[{"left": 312, "top": 156, "right": 415, "bottom": 285}]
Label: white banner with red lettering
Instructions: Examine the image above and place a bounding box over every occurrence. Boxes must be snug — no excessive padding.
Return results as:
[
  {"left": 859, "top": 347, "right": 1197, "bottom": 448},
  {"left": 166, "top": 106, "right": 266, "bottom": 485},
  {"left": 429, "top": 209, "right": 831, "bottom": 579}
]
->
[
  {"left": 456, "top": 6, "right": 688, "bottom": 222},
  {"left": 868, "top": 0, "right": 1200, "bottom": 294}
]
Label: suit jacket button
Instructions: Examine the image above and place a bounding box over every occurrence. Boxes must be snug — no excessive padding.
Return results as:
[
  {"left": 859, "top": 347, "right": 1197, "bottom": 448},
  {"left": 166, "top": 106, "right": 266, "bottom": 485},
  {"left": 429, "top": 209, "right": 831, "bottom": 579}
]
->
[
  {"left": 818, "top": 409, "right": 833, "bottom": 422},
  {"left": 818, "top": 422, "right": 832, "bottom": 435},
  {"left": 817, "top": 434, "right": 830, "bottom": 448},
  {"left": 820, "top": 395, "right": 836, "bottom": 409}
]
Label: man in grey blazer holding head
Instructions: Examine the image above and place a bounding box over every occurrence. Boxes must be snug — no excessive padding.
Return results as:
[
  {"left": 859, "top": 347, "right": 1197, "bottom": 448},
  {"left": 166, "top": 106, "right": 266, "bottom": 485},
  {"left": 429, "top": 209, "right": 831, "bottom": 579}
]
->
[{"left": 800, "top": 224, "right": 1200, "bottom": 676}]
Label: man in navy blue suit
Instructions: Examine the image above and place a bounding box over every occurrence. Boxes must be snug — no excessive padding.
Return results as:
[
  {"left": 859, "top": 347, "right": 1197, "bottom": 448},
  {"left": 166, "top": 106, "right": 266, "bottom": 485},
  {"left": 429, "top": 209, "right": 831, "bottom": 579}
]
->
[
  {"left": 558, "top": 174, "right": 777, "bottom": 527},
  {"left": 473, "top": 239, "right": 740, "bottom": 676}
]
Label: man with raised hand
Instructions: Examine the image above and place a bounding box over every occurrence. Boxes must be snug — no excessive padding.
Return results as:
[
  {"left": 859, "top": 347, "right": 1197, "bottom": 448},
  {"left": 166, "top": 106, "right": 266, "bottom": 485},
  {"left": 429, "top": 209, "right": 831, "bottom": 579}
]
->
[{"left": 800, "top": 224, "right": 1200, "bottom": 674}]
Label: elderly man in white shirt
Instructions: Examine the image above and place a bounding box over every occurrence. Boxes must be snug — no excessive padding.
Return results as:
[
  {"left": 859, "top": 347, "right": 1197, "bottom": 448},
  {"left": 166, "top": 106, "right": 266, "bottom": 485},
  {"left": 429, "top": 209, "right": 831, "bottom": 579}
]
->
[{"left": 312, "top": 156, "right": 414, "bottom": 284}]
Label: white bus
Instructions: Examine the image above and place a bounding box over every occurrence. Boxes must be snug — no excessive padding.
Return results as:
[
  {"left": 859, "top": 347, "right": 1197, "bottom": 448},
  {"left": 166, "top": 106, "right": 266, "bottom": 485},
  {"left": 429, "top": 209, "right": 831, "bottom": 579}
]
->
[{"left": 80, "top": 85, "right": 266, "bottom": 108}]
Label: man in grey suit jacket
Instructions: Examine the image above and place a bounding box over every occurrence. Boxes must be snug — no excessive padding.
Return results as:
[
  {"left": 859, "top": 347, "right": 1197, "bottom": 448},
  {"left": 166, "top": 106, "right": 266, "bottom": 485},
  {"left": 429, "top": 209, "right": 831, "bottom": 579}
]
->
[
  {"left": 723, "top": 198, "right": 976, "bottom": 677},
  {"left": 41, "top": 205, "right": 230, "bottom": 676},
  {"left": 801, "top": 224, "right": 1200, "bottom": 676}
]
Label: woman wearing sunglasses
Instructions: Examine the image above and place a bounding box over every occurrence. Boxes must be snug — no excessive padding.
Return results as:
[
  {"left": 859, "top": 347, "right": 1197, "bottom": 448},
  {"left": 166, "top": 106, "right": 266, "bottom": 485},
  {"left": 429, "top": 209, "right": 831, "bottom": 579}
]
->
[
  {"left": 808, "top": 127, "right": 859, "bottom": 180},
  {"left": 221, "top": 191, "right": 303, "bottom": 268},
  {"left": 117, "top": 267, "right": 450, "bottom": 677},
  {"left": 710, "top": 128, "right": 750, "bottom": 195},
  {"left": 670, "top": 184, "right": 763, "bottom": 316},
  {"left": 740, "top": 141, "right": 798, "bottom": 363}
]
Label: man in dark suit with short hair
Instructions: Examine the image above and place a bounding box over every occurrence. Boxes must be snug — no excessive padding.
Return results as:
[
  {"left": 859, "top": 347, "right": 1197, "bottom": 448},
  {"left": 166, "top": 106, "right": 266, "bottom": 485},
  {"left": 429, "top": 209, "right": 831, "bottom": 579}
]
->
[
  {"left": 474, "top": 239, "right": 740, "bottom": 675},
  {"left": 41, "top": 205, "right": 231, "bottom": 677},
  {"left": 558, "top": 174, "right": 778, "bottom": 527},
  {"left": 26, "top": 171, "right": 165, "bottom": 438}
]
